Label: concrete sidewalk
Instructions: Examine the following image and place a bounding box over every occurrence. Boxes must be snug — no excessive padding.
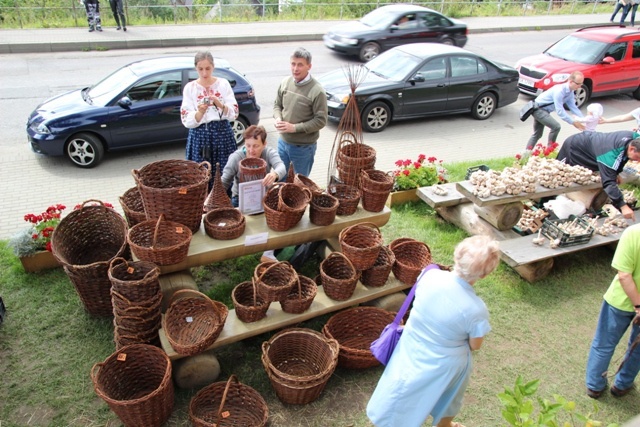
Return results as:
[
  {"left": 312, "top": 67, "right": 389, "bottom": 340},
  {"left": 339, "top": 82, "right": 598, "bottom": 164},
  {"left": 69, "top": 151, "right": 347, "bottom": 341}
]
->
[{"left": 0, "top": 12, "right": 614, "bottom": 54}]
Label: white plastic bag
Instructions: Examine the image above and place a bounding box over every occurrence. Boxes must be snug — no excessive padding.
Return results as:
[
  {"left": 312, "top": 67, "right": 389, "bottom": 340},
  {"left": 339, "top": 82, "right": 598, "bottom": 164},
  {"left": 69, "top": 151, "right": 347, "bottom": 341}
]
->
[{"left": 543, "top": 195, "right": 586, "bottom": 219}]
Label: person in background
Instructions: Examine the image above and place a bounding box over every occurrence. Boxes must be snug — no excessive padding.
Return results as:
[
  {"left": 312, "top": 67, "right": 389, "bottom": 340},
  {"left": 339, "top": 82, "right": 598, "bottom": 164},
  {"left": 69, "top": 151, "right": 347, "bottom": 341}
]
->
[
  {"left": 367, "top": 235, "right": 500, "bottom": 427},
  {"left": 221, "top": 125, "right": 285, "bottom": 208},
  {"left": 600, "top": 107, "right": 640, "bottom": 138},
  {"left": 525, "top": 71, "right": 586, "bottom": 151},
  {"left": 273, "top": 47, "right": 327, "bottom": 178},
  {"left": 575, "top": 103, "right": 604, "bottom": 132},
  {"left": 180, "top": 51, "right": 239, "bottom": 186},
  {"left": 81, "top": 0, "right": 102, "bottom": 32},
  {"left": 585, "top": 223, "right": 640, "bottom": 399},
  {"left": 611, "top": 0, "right": 631, "bottom": 23},
  {"left": 557, "top": 131, "right": 640, "bottom": 220},
  {"left": 620, "top": 0, "right": 639, "bottom": 26},
  {"left": 109, "top": 0, "right": 126, "bottom": 31}
]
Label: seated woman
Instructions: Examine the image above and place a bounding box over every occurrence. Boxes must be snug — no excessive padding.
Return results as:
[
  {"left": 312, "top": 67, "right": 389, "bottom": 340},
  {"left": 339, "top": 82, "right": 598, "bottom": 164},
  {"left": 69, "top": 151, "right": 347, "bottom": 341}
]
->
[{"left": 221, "top": 124, "right": 286, "bottom": 208}]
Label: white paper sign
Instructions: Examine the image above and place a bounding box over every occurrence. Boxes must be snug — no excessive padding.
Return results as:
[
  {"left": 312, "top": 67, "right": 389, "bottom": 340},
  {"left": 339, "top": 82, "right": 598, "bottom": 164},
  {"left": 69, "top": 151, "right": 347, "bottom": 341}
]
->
[
  {"left": 238, "top": 180, "right": 265, "bottom": 215},
  {"left": 245, "top": 232, "right": 269, "bottom": 246}
]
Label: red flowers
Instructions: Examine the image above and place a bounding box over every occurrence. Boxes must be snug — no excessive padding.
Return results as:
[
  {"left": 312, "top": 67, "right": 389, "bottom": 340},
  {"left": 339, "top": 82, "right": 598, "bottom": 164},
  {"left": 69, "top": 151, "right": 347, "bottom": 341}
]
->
[
  {"left": 23, "top": 204, "right": 66, "bottom": 252},
  {"left": 393, "top": 155, "right": 447, "bottom": 191},
  {"left": 515, "top": 142, "right": 559, "bottom": 165}
]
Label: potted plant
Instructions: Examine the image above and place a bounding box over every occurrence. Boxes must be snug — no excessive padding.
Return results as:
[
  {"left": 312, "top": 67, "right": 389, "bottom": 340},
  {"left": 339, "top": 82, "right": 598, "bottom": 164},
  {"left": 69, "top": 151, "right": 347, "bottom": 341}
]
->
[{"left": 388, "top": 154, "right": 448, "bottom": 206}]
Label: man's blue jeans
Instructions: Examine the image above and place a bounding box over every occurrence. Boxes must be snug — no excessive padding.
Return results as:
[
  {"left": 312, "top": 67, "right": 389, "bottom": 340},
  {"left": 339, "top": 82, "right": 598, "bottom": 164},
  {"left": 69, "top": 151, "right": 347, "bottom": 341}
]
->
[
  {"left": 278, "top": 137, "right": 317, "bottom": 178},
  {"left": 585, "top": 301, "right": 640, "bottom": 392}
]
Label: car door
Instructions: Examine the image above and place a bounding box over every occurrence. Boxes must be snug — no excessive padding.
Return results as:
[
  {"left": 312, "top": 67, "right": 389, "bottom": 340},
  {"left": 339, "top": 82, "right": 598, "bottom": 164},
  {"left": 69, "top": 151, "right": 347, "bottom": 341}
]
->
[
  {"left": 420, "top": 12, "right": 450, "bottom": 43},
  {"left": 399, "top": 56, "right": 449, "bottom": 116},
  {"left": 382, "top": 13, "right": 428, "bottom": 50},
  {"left": 106, "top": 70, "right": 185, "bottom": 149},
  {"left": 591, "top": 41, "right": 633, "bottom": 94},
  {"left": 446, "top": 55, "right": 488, "bottom": 111}
]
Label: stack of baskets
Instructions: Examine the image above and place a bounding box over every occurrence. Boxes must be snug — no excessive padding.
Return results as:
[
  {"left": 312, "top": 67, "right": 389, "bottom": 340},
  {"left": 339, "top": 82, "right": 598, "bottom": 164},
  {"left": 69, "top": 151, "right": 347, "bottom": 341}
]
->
[
  {"left": 128, "top": 214, "right": 192, "bottom": 266},
  {"left": 261, "top": 328, "right": 339, "bottom": 404},
  {"left": 51, "top": 200, "right": 129, "bottom": 317},
  {"left": 162, "top": 290, "right": 228, "bottom": 356},
  {"left": 319, "top": 252, "right": 359, "bottom": 301},
  {"left": 337, "top": 137, "right": 377, "bottom": 187},
  {"left": 339, "top": 222, "right": 383, "bottom": 271},
  {"left": 133, "top": 159, "right": 211, "bottom": 233},
  {"left": 322, "top": 306, "right": 395, "bottom": 369},
  {"left": 239, "top": 157, "right": 267, "bottom": 183},
  {"left": 189, "top": 375, "right": 269, "bottom": 427},
  {"left": 263, "top": 183, "right": 311, "bottom": 232},
  {"left": 389, "top": 238, "right": 432, "bottom": 285},
  {"left": 119, "top": 186, "right": 147, "bottom": 227},
  {"left": 360, "top": 169, "right": 394, "bottom": 212},
  {"left": 108, "top": 258, "right": 162, "bottom": 349},
  {"left": 91, "top": 344, "right": 174, "bottom": 427}
]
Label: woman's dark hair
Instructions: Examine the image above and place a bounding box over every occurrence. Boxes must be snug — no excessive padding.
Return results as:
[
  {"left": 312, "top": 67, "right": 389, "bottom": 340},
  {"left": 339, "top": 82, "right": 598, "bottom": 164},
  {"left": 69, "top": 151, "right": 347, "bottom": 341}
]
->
[
  {"left": 194, "top": 51, "right": 214, "bottom": 67},
  {"left": 243, "top": 125, "right": 267, "bottom": 144}
]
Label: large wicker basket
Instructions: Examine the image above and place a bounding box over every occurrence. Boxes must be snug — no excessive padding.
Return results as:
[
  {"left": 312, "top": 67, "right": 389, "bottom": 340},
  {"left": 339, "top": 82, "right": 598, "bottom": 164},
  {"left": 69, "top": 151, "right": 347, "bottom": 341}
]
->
[
  {"left": 232, "top": 280, "right": 270, "bottom": 323},
  {"left": 338, "top": 222, "right": 383, "bottom": 271},
  {"left": 119, "top": 186, "right": 147, "bottom": 227},
  {"left": 319, "top": 252, "right": 359, "bottom": 301},
  {"left": 279, "top": 275, "right": 317, "bottom": 314},
  {"left": 261, "top": 328, "right": 339, "bottom": 405},
  {"left": 390, "top": 240, "right": 432, "bottom": 285},
  {"left": 133, "top": 159, "right": 211, "bottom": 232},
  {"left": 322, "top": 306, "right": 395, "bottom": 369},
  {"left": 128, "top": 214, "right": 192, "bottom": 266},
  {"left": 189, "top": 375, "right": 268, "bottom": 427},
  {"left": 163, "top": 289, "right": 228, "bottom": 356},
  {"left": 204, "top": 208, "right": 246, "bottom": 240},
  {"left": 91, "top": 344, "right": 174, "bottom": 427},
  {"left": 51, "top": 200, "right": 129, "bottom": 317}
]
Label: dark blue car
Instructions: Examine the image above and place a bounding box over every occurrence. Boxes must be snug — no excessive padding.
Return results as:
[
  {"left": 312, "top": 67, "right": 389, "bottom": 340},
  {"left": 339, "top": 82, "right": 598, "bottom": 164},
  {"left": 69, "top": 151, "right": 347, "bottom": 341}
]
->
[{"left": 27, "top": 56, "right": 260, "bottom": 168}]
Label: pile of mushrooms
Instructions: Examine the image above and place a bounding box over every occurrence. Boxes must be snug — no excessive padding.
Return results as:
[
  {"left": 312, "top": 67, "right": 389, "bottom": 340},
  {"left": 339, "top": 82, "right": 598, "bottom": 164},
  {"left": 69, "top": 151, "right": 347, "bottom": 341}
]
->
[
  {"left": 468, "top": 167, "right": 534, "bottom": 198},
  {"left": 516, "top": 206, "right": 548, "bottom": 233},
  {"left": 522, "top": 157, "right": 599, "bottom": 188}
]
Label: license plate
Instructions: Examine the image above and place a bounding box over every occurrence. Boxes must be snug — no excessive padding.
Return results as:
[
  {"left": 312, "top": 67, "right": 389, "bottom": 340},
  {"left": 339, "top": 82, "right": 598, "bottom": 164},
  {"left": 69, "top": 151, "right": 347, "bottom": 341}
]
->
[{"left": 518, "top": 77, "right": 534, "bottom": 87}]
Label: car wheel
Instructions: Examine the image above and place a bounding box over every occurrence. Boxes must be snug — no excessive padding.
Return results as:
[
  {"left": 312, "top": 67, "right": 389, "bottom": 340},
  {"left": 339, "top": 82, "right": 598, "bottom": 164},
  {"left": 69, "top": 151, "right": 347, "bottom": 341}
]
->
[
  {"left": 471, "top": 92, "right": 496, "bottom": 120},
  {"left": 632, "top": 85, "right": 640, "bottom": 101},
  {"left": 441, "top": 38, "right": 455, "bottom": 46},
  {"left": 65, "top": 133, "right": 104, "bottom": 168},
  {"left": 361, "top": 101, "right": 391, "bottom": 132},
  {"left": 573, "top": 84, "right": 590, "bottom": 108},
  {"left": 359, "top": 42, "right": 381, "bottom": 62},
  {"left": 230, "top": 117, "right": 249, "bottom": 146}
]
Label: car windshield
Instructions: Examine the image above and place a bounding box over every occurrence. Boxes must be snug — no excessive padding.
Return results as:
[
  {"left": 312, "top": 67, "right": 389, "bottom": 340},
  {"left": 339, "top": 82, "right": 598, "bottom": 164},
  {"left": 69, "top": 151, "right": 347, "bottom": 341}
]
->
[
  {"left": 360, "top": 9, "right": 398, "bottom": 29},
  {"left": 366, "top": 48, "right": 422, "bottom": 81},
  {"left": 545, "top": 35, "right": 608, "bottom": 64},
  {"left": 88, "top": 66, "right": 139, "bottom": 106}
]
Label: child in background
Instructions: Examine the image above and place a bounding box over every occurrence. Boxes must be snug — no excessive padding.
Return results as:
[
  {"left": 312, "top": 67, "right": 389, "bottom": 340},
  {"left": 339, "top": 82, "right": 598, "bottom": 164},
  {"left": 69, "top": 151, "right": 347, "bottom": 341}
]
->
[{"left": 575, "top": 103, "right": 603, "bottom": 132}]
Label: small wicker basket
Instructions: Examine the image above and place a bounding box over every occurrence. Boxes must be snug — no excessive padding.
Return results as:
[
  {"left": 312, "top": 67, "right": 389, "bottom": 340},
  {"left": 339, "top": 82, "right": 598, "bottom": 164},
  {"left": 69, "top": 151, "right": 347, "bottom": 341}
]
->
[
  {"left": 128, "top": 214, "right": 192, "bottom": 266},
  {"left": 328, "top": 184, "right": 361, "bottom": 216},
  {"left": 279, "top": 275, "right": 317, "bottom": 314},
  {"left": 319, "top": 252, "right": 359, "bottom": 301},
  {"left": 254, "top": 261, "right": 297, "bottom": 302},
  {"left": 232, "top": 280, "right": 270, "bottom": 323},
  {"left": 204, "top": 208, "right": 246, "bottom": 240},
  {"left": 309, "top": 193, "right": 339, "bottom": 226},
  {"left": 361, "top": 245, "right": 396, "bottom": 288},
  {"left": 119, "top": 186, "right": 147, "bottom": 227},
  {"left": 338, "top": 222, "right": 383, "bottom": 271},
  {"left": 390, "top": 240, "right": 432, "bottom": 285}
]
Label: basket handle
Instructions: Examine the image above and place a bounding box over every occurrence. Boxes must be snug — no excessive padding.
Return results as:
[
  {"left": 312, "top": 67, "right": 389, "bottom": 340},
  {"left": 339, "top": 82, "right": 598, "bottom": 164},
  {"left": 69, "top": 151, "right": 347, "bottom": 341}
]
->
[
  {"left": 339, "top": 131, "right": 357, "bottom": 144},
  {"left": 216, "top": 374, "right": 239, "bottom": 425},
  {"left": 90, "top": 362, "right": 104, "bottom": 385},
  {"left": 132, "top": 168, "right": 140, "bottom": 184},
  {"left": 79, "top": 199, "right": 107, "bottom": 210},
  {"left": 167, "top": 288, "right": 209, "bottom": 308},
  {"left": 251, "top": 277, "right": 257, "bottom": 306},
  {"left": 323, "top": 251, "right": 356, "bottom": 276},
  {"left": 339, "top": 221, "right": 381, "bottom": 241},
  {"left": 109, "top": 257, "right": 128, "bottom": 271},
  {"left": 151, "top": 214, "right": 165, "bottom": 249}
]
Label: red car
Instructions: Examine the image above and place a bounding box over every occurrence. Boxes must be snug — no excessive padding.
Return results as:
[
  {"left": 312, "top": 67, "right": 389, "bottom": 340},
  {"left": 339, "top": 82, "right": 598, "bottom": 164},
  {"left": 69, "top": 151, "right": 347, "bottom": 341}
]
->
[{"left": 515, "top": 25, "right": 640, "bottom": 108}]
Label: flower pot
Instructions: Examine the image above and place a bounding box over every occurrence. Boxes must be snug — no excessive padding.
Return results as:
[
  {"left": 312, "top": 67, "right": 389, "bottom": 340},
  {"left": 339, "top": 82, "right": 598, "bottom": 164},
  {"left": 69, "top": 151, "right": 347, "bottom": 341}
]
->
[
  {"left": 19, "top": 250, "right": 60, "bottom": 273},
  {"left": 386, "top": 189, "right": 420, "bottom": 207}
]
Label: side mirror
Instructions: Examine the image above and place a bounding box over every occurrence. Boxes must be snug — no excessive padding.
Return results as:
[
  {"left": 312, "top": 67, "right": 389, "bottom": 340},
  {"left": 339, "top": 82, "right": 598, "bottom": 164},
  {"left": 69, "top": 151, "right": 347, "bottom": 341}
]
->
[
  {"left": 390, "top": 24, "right": 399, "bottom": 31},
  {"left": 117, "top": 96, "right": 132, "bottom": 108},
  {"left": 601, "top": 56, "right": 615, "bottom": 64},
  {"left": 410, "top": 74, "right": 425, "bottom": 84}
]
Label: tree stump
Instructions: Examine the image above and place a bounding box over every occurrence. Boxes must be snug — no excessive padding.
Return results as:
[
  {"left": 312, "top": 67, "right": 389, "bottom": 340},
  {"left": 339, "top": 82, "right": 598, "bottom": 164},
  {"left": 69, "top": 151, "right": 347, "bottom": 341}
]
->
[
  {"left": 473, "top": 202, "right": 524, "bottom": 231},
  {"left": 173, "top": 349, "right": 221, "bottom": 389}
]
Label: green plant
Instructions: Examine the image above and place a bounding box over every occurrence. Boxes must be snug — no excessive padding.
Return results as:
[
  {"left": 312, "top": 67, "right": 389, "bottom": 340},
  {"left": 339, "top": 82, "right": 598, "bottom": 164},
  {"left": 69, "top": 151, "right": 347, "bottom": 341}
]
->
[
  {"left": 393, "top": 154, "right": 448, "bottom": 191},
  {"left": 498, "top": 376, "right": 619, "bottom": 427},
  {"left": 515, "top": 142, "right": 559, "bottom": 166},
  {"left": 9, "top": 204, "right": 66, "bottom": 256}
]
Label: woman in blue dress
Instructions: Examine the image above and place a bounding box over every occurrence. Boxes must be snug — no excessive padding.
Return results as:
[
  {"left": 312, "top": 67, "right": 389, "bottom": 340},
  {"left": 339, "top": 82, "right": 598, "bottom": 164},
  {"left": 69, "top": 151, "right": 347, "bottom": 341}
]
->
[{"left": 367, "top": 235, "right": 500, "bottom": 427}]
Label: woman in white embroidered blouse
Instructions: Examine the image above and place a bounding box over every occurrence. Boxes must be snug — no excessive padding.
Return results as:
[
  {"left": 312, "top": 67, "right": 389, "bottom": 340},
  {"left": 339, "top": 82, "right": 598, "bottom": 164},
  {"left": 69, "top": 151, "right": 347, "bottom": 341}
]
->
[{"left": 180, "top": 51, "right": 239, "bottom": 187}]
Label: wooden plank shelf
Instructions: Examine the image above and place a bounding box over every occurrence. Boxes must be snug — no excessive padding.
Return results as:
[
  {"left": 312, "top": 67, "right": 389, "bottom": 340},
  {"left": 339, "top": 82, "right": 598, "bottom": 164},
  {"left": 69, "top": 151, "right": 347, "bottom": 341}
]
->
[
  {"left": 159, "top": 274, "right": 410, "bottom": 361},
  {"left": 456, "top": 180, "right": 603, "bottom": 207},
  {"left": 417, "top": 183, "right": 468, "bottom": 208}
]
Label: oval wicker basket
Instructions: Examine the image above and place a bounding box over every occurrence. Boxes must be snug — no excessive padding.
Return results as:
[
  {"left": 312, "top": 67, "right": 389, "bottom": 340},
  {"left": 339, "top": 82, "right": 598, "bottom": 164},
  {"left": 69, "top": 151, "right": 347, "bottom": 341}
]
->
[
  {"left": 119, "top": 186, "right": 147, "bottom": 227},
  {"left": 309, "top": 193, "right": 339, "bottom": 226},
  {"left": 239, "top": 157, "right": 267, "bottom": 183},
  {"left": 361, "top": 245, "right": 396, "bottom": 288},
  {"left": 360, "top": 169, "right": 394, "bottom": 192},
  {"left": 279, "top": 275, "right": 317, "bottom": 314},
  {"left": 189, "top": 375, "right": 268, "bottom": 427},
  {"left": 390, "top": 240, "right": 432, "bottom": 285},
  {"left": 162, "top": 289, "right": 229, "bottom": 356},
  {"left": 322, "top": 306, "right": 396, "bottom": 369},
  {"left": 338, "top": 222, "right": 383, "bottom": 271},
  {"left": 319, "top": 252, "right": 359, "bottom": 301},
  {"left": 204, "top": 208, "right": 246, "bottom": 240},
  {"left": 263, "top": 184, "right": 305, "bottom": 231},
  {"left": 232, "top": 280, "right": 270, "bottom": 323},
  {"left": 277, "top": 183, "right": 312, "bottom": 213},
  {"left": 128, "top": 214, "right": 192, "bottom": 266},
  {"left": 328, "top": 184, "right": 361, "bottom": 216},
  {"left": 91, "top": 344, "right": 174, "bottom": 427},
  {"left": 254, "top": 261, "right": 297, "bottom": 302}
]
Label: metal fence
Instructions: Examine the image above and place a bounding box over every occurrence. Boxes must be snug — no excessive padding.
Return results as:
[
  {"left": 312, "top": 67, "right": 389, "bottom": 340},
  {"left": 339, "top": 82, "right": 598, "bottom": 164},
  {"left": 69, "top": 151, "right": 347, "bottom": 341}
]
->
[{"left": 0, "top": 0, "right": 613, "bottom": 29}]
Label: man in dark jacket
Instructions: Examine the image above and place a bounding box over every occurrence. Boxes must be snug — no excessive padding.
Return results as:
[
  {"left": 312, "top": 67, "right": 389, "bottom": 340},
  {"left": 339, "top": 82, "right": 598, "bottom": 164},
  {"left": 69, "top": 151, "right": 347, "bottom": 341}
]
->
[{"left": 558, "top": 130, "right": 640, "bottom": 220}]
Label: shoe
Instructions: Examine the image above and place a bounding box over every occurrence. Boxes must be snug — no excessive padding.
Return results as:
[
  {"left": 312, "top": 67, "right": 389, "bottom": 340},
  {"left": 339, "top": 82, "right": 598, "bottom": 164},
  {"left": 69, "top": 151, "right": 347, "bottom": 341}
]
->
[
  {"left": 586, "top": 387, "right": 604, "bottom": 399},
  {"left": 116, "top": 26, "right": 121, "bottom": 30},
  {"left": 260, "top": 250, "right": 277, "bottom": 263},
  {"left": 88, "top": 27, "right": 94, "bottom": 32},
  {"left": 123, "top": 27, "right": 127, "bottom": 31},
  {"left": 610, "top": 384, "right": 634, "bottom": 397},
  {"left": 97, "top": 26, "right": 102, "bottom": 32}
]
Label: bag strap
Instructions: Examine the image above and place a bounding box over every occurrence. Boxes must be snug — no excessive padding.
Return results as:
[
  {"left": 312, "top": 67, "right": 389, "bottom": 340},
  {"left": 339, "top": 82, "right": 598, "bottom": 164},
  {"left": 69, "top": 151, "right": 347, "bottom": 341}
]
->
[{"left": 391, "top": 263, "right": 441, "bottom": 325}]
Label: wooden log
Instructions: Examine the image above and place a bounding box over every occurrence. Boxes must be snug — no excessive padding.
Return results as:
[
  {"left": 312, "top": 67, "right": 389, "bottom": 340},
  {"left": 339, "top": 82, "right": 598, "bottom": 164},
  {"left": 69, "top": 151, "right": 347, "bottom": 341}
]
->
[
  {"left": 473, "top": 202, "right": 524, "bottom": 231},
  {"left": 158, "top": 270, "right": 198, "bottom": 312},
  {"left": 565, "top": 188, "right": 608, "bottom": 211},
  {"left": 435, "top": 204, "right": 520, "bottom": 241},
  {"left": 513, "top": 258, "right": 554, "bottom": 283},
  {"left": 172, "top": 350, "right": 221, "bottom": 389}
]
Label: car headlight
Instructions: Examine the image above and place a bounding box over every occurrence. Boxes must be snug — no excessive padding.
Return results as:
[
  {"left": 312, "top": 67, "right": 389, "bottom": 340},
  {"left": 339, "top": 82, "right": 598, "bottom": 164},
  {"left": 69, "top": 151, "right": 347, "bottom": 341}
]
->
[
  {"left": 550, "top": 73, "right": 570, "bottom": 83},
  {"left": 329, "top": 93, "right": 350, "bottom": 104},
  {"left": 339, "top": 36, "right": 359, "bottom": 46},
  {"left": 31, "top": 122, "right": 51, "bottom": 134}
]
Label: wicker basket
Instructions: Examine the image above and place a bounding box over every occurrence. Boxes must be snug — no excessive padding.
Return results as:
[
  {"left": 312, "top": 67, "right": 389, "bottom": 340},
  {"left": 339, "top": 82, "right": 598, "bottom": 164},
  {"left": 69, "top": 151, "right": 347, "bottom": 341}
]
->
[
  {"left": 390, "top": 240, "right": 432, "bottom": 285},
  {"left": 108, "top": 257, "right": 160, "bottom": 303},
  {"left": 254, "top": 261, "right": 297, "bottom": 302},
  {"left": 322, "top": 306, "right": 395, "bottom": 369},
  {"left": 328, "top": 184, "right": 361, "bottom": 216},
  {"left": 111, "top": 289, "right": 163, "bottom": 318},
  {"left": 339, "top": 222, "right": 383, "bottom": 271},
  {"left": 163, "top": 289, "right": 228, "bottom": 356},
  {"left": 128, "top": 214, "right": 192, "bottom": 266},
  {"left": 337, "top": 142, "right": 376, "bottom": 169},
  {"left": 261, "top": 328, "right": 339, "bottom": 405},
  {"left": 204, "top": 162, "right": 233, "bottom": 212},
  {"left": 361, "top": 169, "right": 394, "bottom": 192},
  {"left": 294, "top": 173, "right": 323, "bottom": 195},
  {"left": 133, "top": 159, "right": 211, "bottom": 232},
  {"left": 319, "top": 252, "right": 359, "bottom": 301},
  {"left": 120, "top": 186, "right": 147, "bottom": 227},
  {"left": 189, "top": 375, "right": 268, "bottom": 427},
  {"left": 279, "top": 275, "right": 317, "bottom": 314},
  {"left": 285, "top": 162, "right": 296, "bottom": 183},
  {"left": 232, "top": 280, "right": 270, "bottom": 323},
  {"left": 309, "top": 193, "right": 339, "bottom": 226},
  {"left": 91, "top": 344, "right": 174, "bottom": 427},
  {"left": 239, "top": 157, "right": 267, "bottom": 183},
  {"left": 277, "top": 183, "right": 312, "bottom": 213},
  {"left": 51, "top": 200, "right": 129, "bottom": 317},
  {"left": 389, "top": 237, "right": 418, "bottom": 251},
  {"left": 361, "top": 245, "right": 396, "bottom": 288},
  {"left": 263, "top": 184, "right": 305, "bottom": 232},
  {"left": 204, "top": 208, "right": 246, "bottom": 240},
  {"left": 361, "top": 187, "right": 392, "bottom": 213}
]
